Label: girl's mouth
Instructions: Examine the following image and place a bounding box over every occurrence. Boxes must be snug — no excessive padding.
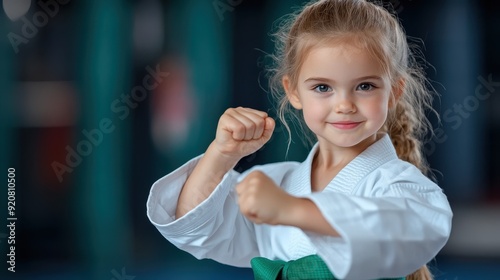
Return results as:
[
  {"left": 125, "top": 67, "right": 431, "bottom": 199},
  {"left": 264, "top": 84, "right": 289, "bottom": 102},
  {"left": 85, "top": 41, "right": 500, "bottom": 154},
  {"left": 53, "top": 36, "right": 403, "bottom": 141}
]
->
[{"left": 330, "top": 121, "right": 362, "bottom": 130}]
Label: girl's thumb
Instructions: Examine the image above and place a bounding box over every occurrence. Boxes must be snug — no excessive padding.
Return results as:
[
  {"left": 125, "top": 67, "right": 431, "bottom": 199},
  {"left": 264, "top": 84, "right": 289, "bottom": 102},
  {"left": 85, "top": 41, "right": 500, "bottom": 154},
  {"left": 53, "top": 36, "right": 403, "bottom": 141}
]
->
[{"left": 262, "top": 117, "right": 275, "bottom": 140}]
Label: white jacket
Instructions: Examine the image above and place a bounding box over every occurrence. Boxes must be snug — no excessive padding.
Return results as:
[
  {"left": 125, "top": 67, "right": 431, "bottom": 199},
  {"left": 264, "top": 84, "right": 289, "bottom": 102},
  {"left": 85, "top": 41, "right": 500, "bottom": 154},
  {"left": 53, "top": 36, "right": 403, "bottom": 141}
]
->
[{"left": 147, "top": 134, "right": 452, "bottom": 279}]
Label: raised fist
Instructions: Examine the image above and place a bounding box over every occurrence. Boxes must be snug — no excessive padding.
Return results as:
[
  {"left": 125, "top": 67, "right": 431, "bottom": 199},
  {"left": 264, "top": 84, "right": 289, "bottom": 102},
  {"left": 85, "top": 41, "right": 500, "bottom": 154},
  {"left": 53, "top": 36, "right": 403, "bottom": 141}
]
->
[{"left": 213, "top": 107, "right": 275, "bottom": 160}]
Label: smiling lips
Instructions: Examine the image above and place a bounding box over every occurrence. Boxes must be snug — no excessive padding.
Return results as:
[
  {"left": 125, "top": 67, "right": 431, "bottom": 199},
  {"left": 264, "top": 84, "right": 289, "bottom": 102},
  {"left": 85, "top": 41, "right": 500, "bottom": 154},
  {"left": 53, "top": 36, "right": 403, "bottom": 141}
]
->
[{"left": 330, "top": 121, "right": 363, "bottom": 130}]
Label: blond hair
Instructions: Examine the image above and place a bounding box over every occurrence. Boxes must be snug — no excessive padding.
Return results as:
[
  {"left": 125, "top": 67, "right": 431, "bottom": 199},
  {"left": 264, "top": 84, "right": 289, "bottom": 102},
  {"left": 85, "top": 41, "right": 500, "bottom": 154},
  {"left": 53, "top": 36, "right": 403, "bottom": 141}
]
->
[{"left": 267, "top": 0, "right": 436, "bottom": 279}]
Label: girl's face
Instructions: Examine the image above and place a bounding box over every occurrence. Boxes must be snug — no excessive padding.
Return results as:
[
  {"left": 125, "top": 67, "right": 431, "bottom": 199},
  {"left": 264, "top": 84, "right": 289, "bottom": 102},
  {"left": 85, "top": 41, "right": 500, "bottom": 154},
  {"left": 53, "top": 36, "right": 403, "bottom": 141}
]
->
[{"left": 284, "top": 43, "right": 394, "bottom": 151}]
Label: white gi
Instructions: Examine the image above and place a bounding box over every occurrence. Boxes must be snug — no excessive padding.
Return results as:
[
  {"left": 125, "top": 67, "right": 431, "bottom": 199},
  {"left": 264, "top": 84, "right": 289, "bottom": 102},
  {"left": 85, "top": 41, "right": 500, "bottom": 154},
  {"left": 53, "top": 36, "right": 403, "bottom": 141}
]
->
[{"left": 147, "top": 134, "right": 452, "bottom": 279}]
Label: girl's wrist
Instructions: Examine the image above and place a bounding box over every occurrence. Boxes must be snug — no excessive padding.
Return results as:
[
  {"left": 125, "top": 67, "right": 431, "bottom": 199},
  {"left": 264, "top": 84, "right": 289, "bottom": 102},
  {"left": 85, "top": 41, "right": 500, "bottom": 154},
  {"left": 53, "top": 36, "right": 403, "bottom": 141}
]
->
[
  {"left": 278, "top": 196, "right": 307, "bottom": 227},
  {"left": 206, "top": 142, "right": 241, "bottom": 169},
  {"left": 281, "top": 197, "right": 340, "bottom": 236}
]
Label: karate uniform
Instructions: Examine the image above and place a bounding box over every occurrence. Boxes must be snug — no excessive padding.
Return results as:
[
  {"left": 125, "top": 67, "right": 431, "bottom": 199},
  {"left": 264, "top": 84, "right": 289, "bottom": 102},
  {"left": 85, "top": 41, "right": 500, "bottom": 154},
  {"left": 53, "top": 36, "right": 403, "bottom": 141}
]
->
[{"left": 147, "top": 134, "right": 452, "bottom": 279}]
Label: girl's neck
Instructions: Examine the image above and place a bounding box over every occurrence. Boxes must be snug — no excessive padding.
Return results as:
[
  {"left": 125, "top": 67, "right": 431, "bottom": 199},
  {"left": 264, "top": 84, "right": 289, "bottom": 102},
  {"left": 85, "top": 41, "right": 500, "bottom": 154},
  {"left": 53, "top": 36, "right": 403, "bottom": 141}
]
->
[
  {"left": 311, "top": 147, "right": 355, "bottom": 192},
  {"left": 310, "top": 134, "right": 380, "bottom": 192}
]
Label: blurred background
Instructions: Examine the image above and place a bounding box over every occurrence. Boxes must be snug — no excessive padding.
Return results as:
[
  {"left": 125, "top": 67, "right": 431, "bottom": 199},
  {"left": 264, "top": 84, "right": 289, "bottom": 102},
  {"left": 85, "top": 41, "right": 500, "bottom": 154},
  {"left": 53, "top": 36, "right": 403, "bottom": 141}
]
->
[{"left": 0, "top": 0, "right": 499, "bottom": 279}]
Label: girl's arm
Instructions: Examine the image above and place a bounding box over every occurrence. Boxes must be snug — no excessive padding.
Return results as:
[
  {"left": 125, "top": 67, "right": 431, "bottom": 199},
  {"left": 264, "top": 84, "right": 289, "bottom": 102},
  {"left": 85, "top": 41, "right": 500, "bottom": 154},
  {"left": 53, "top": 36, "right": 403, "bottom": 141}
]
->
[
  {"left": 147, "top": 156, "right": 260, "bottom": 267},
  {"left": 175, "top": 142, "right": 239, "bottom": 218},
  {"left": 286, "top": 197, "right": 340, "bottom": 236},
  {"left": 175, "top": 107, "right": 275, "bottom": 219},
  {"left": 236, "top": 170, "right": 340, "bottom": 236}
]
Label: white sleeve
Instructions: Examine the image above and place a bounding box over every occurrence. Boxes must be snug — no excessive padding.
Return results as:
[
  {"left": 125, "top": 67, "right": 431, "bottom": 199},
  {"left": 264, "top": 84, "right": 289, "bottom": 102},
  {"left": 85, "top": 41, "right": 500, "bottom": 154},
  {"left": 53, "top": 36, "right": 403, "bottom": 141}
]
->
[
  {"left": 146, "top": 155, "right": 259, "bottom": 267},
  {"left": 303, "top": 184, "right": 452, "bottom": 279}
]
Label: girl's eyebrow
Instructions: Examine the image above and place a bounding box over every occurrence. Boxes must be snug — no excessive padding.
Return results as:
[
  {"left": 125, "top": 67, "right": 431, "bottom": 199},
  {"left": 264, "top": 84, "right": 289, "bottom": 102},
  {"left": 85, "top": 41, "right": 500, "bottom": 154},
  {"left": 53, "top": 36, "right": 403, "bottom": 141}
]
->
[
  {"left": 304, "top": 75, "right": 383, "bottom": 83},
  {"left": 304, "top": 77, "right": 334, "bottom": 83},
  {"left": 354, "top": 75, "right": 384, "bottom": 82}
]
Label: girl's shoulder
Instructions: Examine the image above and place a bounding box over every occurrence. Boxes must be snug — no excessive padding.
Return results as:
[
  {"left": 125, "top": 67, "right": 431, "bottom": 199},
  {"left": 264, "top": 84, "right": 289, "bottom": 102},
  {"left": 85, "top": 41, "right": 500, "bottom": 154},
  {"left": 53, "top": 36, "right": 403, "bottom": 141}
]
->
[
  {"left": 362, "top": 159, "right": 447, "bottom": 203},
  {"left": 372, "top": 158, "right": 438, "bottom": 189}
]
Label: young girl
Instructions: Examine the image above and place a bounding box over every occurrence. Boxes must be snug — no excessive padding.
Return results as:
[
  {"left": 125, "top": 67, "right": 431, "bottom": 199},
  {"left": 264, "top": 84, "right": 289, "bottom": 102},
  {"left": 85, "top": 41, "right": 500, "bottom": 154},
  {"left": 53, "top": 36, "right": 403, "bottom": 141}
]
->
[{"left": 147, "top": 0, "right": 452, "bottom": 279}]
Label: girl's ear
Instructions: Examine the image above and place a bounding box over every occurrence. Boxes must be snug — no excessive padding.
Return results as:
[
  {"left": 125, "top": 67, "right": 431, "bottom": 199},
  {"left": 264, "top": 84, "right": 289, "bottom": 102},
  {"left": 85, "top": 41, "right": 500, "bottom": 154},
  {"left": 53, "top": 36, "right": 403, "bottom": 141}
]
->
[
  {"left": 283, "top": 75, "right": 303, "bottom": 110},
  {"left": 389, "top": 78, "right": 404, "bottom": 108}
]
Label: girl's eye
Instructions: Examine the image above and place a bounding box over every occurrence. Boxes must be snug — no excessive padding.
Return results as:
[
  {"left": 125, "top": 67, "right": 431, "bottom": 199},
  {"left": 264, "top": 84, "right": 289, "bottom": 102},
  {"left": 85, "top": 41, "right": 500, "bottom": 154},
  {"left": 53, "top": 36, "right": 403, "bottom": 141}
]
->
[
  {"left": 313, "top": 84, "right": 331, "bottom": 93},
  {"left": 357, "top": 83, "right": 375, "bottom": 91}
]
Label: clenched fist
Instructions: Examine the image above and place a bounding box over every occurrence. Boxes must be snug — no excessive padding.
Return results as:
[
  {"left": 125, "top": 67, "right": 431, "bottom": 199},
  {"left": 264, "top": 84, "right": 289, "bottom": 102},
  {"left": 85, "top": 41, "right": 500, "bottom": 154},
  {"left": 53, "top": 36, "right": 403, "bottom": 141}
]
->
[
  {"left": 213, "top": 107, "right": 275, "bottom": 160},
  {"left": 236, "top": 171, "right": 295, "bottom": 225}
]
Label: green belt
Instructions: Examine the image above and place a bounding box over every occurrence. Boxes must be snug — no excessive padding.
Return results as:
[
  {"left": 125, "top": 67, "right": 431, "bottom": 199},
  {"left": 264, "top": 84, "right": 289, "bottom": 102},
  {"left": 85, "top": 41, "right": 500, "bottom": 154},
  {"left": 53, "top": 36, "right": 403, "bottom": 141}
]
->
[{"left": 251, "top": 254, "right": 405, "bottom": 280}]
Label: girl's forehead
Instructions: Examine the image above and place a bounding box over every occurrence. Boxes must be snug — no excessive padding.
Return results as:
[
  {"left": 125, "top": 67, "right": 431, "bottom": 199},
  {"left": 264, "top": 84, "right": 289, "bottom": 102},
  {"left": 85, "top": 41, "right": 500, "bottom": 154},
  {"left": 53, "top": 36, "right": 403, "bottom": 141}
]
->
[
  {"left": 296, "top": 34, "right": 384, "bottom": 64},
  {"left": 303, "top": 43, "right": 379, "bottom": 68},
  {"left": 300, "top": 32, "right": 374, "bottom": 50},
  {"left": 311, "top": 42, "right": 363, "bottom": 56}
]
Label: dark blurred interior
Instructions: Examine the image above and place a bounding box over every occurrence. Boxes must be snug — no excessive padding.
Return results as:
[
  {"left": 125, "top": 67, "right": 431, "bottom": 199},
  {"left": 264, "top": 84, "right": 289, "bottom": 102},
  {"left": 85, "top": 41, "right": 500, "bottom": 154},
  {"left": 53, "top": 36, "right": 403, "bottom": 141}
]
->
[{"left": 0, "top": 0, "right": 499, "bottom": 279}]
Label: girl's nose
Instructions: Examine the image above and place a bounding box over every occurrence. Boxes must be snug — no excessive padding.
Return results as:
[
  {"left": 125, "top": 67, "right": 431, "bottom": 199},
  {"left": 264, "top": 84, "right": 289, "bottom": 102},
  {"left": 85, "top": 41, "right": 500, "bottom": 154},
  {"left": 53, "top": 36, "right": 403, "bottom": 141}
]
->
[{"left": 335, "top": 92, "right": 356, "bottom": 114}]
